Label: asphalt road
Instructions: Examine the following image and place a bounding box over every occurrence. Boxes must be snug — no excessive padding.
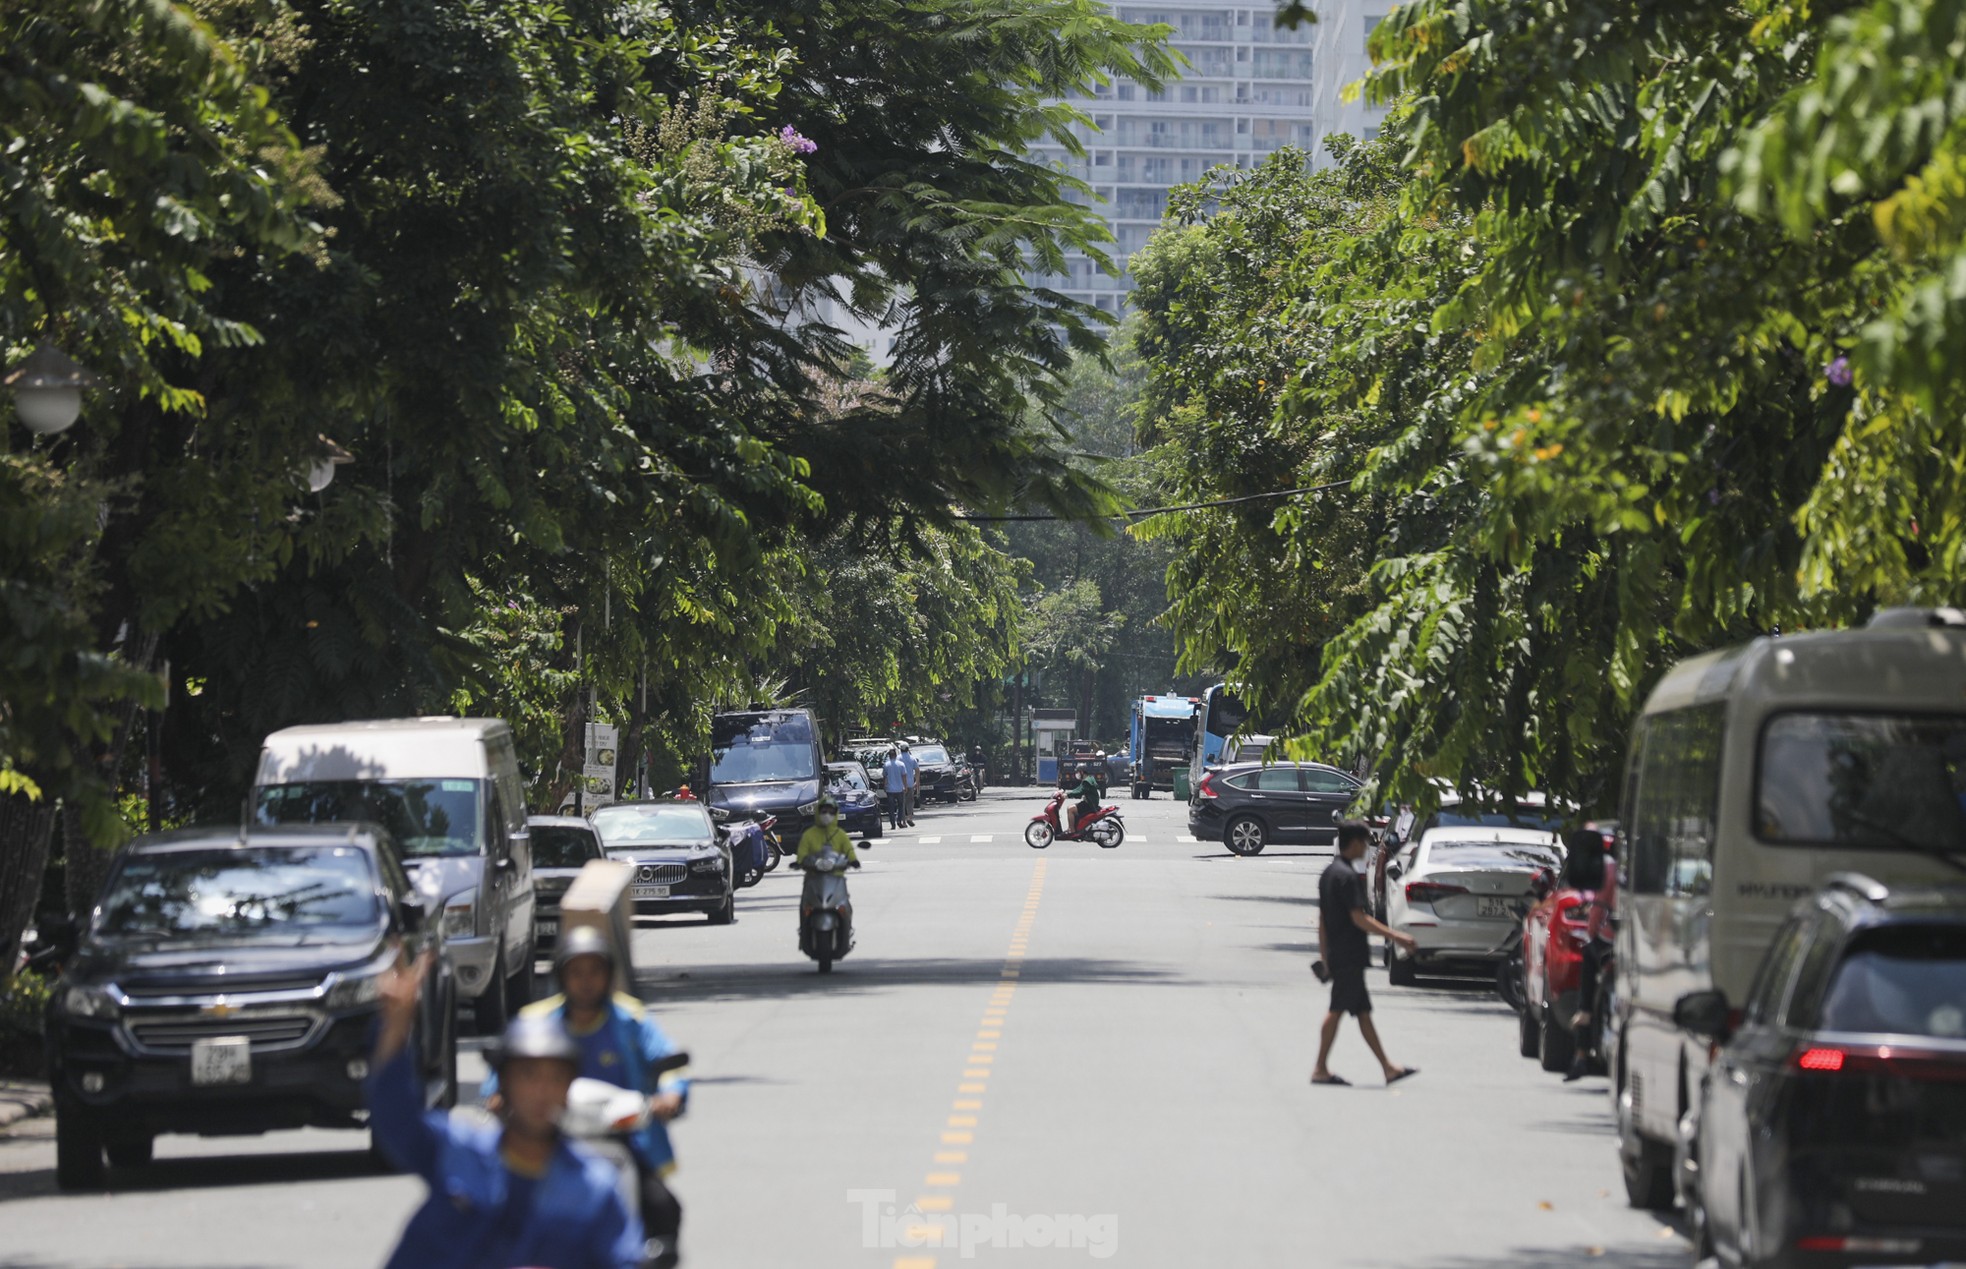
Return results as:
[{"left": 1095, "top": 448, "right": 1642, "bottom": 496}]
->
[{"left": 0, "top": 789, "right": 1692, "bottom": 1268}]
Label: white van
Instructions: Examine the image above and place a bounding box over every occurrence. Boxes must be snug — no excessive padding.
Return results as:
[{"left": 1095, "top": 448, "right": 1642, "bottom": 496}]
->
[
  {"left": 1613, "top": 609, "right": 1966, "bottom": 1208},
  {"left": 252, "top": 718, "right": 537, "bottom": 1033}
]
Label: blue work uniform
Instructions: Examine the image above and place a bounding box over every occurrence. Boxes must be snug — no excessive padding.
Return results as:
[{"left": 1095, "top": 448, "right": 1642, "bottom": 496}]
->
[
  {"left": 491, "top": 993, "right": 690, "bottom": 1173},
  {"left": 366, "top": 1046, "right": 642, "bottom": 1269},
  {"left": 882, "top": 757, "right": 907, "bottom": 795}
]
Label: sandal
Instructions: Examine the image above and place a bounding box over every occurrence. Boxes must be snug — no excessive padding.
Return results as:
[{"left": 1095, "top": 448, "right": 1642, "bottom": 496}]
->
[
  {"left": 1309, "top": 1073, "right": 1351, "bottom": 1086},
  {"left": 1385, "top": 1067, "right": 1420, "bottom": 1086}
]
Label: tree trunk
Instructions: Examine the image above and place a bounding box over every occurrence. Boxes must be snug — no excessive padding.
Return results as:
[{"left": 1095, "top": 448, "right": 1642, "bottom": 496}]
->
[{"left": 0, "top": 793, "right": 59, "bottom": 978}]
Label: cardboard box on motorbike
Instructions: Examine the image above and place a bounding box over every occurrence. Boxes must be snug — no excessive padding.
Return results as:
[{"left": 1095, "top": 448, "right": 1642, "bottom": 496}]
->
[{"left": 556, "top": 859, "right": 637, "bottom": 994}]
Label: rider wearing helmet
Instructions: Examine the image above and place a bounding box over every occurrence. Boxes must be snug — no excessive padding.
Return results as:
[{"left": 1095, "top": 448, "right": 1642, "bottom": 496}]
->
[
  {"left": 795, "top": 794, "right": 861, "bottom": 935},
  {"left": 368, "top": 955, "right": 643, "bottom": 1268},
  {"left": 489, "top": 928, "right": 690, "bottom": 1269}
]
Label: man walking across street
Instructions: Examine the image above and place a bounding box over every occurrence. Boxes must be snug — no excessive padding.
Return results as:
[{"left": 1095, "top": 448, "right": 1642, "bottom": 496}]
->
[
  {"left": 898, "top": 740, "right": 920, "bottom": 828},
  {"left": 881, "top": 748, "right": 908, "bottom": 831},
  {"left": 1312, "top": 821, "right": 1420, "bottom": 1087}
]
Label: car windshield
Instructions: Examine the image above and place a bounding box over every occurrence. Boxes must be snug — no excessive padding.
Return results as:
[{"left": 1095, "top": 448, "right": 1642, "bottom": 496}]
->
[
  {"left": 827, "top": 767, "right": 870, "bottom": 793},
  {"left": 1757, "top": 712, "right": 1966, "bottom": 852},
  {"left": 1815, "top": 926, "right": 1966, "bottom": 1038},
  {"left": 591, "top": 803, "right": 710, "bottom": 848},
  {"left": 709, "top": 713, "right": 817, "bottom": 783},
  {"left": 96, "top": 847, "right": 381, "bottom": 940},
  {"left": 1429, "top": 840, "right": 1561, "bottom": 865},
  {"left": 916, "top": 745, "right": 950, "bottom": 764},
  {"left": 530, "top": 825, "right": 599, "bottom": 869},
  {"left": 254, "top": 779, "right": 482, "bottom": 858},
  {"left": 1431, "top": 807, "right": 1565, "bottom": 834}
]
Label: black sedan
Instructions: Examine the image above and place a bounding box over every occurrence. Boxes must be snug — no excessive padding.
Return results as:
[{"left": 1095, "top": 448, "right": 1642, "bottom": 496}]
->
[
  {"left": 526, "top": 815, "right": 605, "bottom": 949},
  {"left": 911, "top": 743, "right": 963, "bottom": 804},
  {"left": 1187, "top": 761, "right": 1362, "bottom": 855},
  {"left": 589, "top": 800, "right": 735, "bottom": 925},
  {"left": 43, "top": 825, "right": 456, "bottom": 1191},
  {"left": 1677, "top": 876, "right": 1966, "bottom": 1268}
]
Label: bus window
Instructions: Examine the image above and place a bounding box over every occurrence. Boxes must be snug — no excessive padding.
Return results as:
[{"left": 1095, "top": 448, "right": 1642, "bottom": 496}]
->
[{"left": 1627, "top": 703, "right": 1724, "bottom": 896}]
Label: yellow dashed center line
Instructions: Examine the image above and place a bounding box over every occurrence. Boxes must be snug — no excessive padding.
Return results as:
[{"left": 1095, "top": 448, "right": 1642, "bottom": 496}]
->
[{"left": 891, "top": 859, "right": 1047, "bottom": 1267}]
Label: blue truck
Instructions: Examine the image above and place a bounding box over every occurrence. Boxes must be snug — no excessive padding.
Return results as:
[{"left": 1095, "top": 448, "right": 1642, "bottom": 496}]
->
[{"left": 1127, "top": 695, "right": 1200, "bottom": 799}]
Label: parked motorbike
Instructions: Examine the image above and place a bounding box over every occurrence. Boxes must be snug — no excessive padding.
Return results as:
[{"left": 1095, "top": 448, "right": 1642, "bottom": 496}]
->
[
  {"left": 1495, "top": 865, "right": 1557, "bottom": 1014},
  {"left": 758, "top": 814, "right": 785, "bottom": 874},
  {"left": 956, "top": 762, "right": 980, "bottom": 802},
  {"left": 796, "top": 847, "right": 861, "bottom": 973},
  {"left": 560, "top": 1050, "right": 689, "bottom": 1268},
  {"left": 1025, "top": 791, "right": 1125, "bottom": 850},
  {"left": 719, "top": 815, "right": 771, "bottom": 888}
]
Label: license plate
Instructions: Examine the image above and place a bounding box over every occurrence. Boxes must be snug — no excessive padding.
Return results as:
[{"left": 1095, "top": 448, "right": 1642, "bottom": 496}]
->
[
  {"left": 631, "top": 884, "right": 670, "bottom": 899},
  {"left": 1476, "top": 896, "right": 1516, "bottom": 919},
  {"left": 538, "top": 918, "right": 558, "bottom": 934},
  {"left": 190, "top": 1036, "right": 252, "bottom": 1086}
]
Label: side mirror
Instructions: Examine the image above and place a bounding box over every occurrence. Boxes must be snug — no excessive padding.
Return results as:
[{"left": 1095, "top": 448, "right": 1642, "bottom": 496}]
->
[
  {"left": 1673, "top": 989, "right": 1733, "bottom": 1041},
  {"left": 709, "top": 806, "right": 733, "bottom": 823},
  {"left": 494, "top": 856, "right": 517, "bottom": 875},
  {"left": 1386, "top": 861, "right": 1404, "bottom": 881},
  {"left": 397, "top": 897, "right": 427, "bottom": 932}
]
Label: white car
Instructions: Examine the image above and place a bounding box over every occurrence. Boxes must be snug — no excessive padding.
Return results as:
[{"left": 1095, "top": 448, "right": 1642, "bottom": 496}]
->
[{"left": 1382, "top": 828, "right": 1564, "bottom": 986}]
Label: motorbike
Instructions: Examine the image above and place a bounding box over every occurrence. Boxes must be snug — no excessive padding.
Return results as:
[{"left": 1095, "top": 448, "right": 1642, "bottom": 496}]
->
[
  {"left": 956, "top": 762, "right": 980, "bottom": 802},
  {"left": 560, "top": 1051, "right": 690, "bottom": 1268},
  {"left": 720, "top": 815, "right": 772, "bottom": 888},
  {"left": 757, "top": 814, "right": 785, "bottom": 873},
  {"left": 1024, "top": 791, "right": 1125, "bottom": 850},
  {"left": 1495, "top": 864, "right": 1557, "bottom": 1014},
  {"left": 796, "top": 847, "right": 861, "bottom": 973}
]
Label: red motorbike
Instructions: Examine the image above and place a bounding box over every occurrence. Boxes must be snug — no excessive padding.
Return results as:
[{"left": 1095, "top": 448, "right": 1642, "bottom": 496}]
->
[{"left": 1025, "top": 791, "right": 1125, "bottom": 849}]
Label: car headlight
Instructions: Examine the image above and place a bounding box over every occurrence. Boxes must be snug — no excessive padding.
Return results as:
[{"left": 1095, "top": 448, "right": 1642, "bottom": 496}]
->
[
  {"left": 797, "top": 801, "right": 819, "bottom": 816},
  {"left": 325, "top": 968, "right": 385, "bottom": 1011},
  {"left": 442, "top": 896, "right": 476, "bottom": 939},
  {"left": 62, "top": 985, "right": 120, "bottom": 1020},
  {"left": 690, "top": 855, "right": 725, "bottom": 874}
]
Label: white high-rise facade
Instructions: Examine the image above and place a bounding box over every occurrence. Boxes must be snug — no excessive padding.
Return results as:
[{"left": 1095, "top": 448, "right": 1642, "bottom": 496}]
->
[{"left": 1028, "top": 1, "right": 1392, "bottom": 315}]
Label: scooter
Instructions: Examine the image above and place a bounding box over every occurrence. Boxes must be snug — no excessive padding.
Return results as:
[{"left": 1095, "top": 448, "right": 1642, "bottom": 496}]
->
[
  {"left": 1025, "top": 791, "right": 1125, "bottom": 850},
  {"left": 796, "top": 847, "right": 860, "bottom": 973},
  {"left": 561, "top": 1051, "right": 689, "bottom": 1268}
]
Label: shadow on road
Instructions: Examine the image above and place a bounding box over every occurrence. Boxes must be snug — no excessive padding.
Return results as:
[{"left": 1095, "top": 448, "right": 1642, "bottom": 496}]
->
[
  {"left": 1395, "top": 1241, "right": 1688, "bottom": 1269},
  {"left": 0, "top": 1144, "right": 376, "bottom": 1205},
  {"left": 634, "top": 955, "right": 1183, "bottom": 1005}
]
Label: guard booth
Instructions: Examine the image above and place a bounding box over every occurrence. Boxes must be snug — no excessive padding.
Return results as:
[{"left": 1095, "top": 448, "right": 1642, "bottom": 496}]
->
[{"left": 1030, "top": 709, "right": 1077, "bottom": 785}]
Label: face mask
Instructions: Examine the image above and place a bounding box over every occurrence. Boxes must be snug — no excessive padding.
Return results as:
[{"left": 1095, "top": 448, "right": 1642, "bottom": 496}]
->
[{"left": 818, "top": 812, "right": 837, "bottom": 826}]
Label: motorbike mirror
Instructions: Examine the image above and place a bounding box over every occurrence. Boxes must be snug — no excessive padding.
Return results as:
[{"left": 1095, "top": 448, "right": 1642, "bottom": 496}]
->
[{"left": 1673, "top": 989, "right": 1733, "bottom": 1041}]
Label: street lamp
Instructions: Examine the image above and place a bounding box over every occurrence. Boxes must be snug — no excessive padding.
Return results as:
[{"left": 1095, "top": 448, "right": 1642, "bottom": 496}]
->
[
  {"left": 307, "top": 434, "right": 354, "bottom": 492},
  {"left": 5, "top": 344, "right": 98, "bottom": 436}
]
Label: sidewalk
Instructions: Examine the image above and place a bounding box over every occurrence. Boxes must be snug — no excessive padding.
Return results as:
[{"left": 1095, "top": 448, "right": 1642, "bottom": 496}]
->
[{"left": 0, "top": 1079, "right": 52, "bottom": 1132}]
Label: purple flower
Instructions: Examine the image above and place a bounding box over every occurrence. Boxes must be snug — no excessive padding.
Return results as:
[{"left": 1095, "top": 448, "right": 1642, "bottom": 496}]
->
[
  {"left": 778, "top": 124, "right": 818, "bottom": 156},
  {"left": 1825, "top": 355, "right": 1852, "bottom": 387}
]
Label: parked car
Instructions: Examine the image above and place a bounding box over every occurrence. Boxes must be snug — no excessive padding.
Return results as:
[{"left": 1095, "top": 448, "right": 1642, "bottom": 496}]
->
[
  {"left": 527, "top": 815, "right": 605, "bottom": 950},
  {"left": 1370, "top": 791, "right": 1568, "bottom": 921},
  {"left": 1519, "top": 825, "right": 1615, "bottom": 1071},
  {"left": 1675, "top": 874, "right": 1966, "bottom": 1267},
  {"left": 1383, "top": 830, "right": 1563, "bottom": 986},
  {"left": 251, "top": 717, "right": 538, "bottom": 1034},
  {"left": 589, "top": 799, "right": 735, "bottom": 925},
  {"left": 824, "top": 761, "right": 885, "bottom": 838},
  {"left": 44, "top": 825, "right": 456, "bottom": 1191},
  {"left": 1189, "top": 761, "right": 1362, "bottom": 855},
  {"left": 702, "top": 708, "right": 826, "bottom": 840},
  {"left": 909, "top": 741, "right": 963, "bottom": 804}
]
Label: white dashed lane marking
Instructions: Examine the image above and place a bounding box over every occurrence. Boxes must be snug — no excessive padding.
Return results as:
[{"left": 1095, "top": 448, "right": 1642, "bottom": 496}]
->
[
  {"left": 919, "top": 836, "right": 944, "bottom": 844},
  {"left": 970, "top": 835, "right": 994, "bottom": 843}
]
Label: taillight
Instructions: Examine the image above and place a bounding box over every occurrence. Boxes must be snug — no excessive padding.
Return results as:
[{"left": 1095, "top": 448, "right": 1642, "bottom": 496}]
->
[
  {"left": 1197, "top": 774, "right": 1218, "bottom": 799},
  {"left": 1790, "top": 1043, "right": 1966, "bottom": 1081},
  {"left": 1796, "top": 1047, "right": 1845, "bottom": 1072},
  {"left": 1404, "top": 880, "right": 1469, "bottom": 906},
  {"left": 1795, "top": 1236, "right": 1923, "bottom": 1254}
]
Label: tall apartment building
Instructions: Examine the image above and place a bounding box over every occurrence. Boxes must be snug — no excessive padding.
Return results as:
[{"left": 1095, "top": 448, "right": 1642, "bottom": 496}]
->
[{"left": 1028, "top": 0, "right": 1392, "bottom": 315}]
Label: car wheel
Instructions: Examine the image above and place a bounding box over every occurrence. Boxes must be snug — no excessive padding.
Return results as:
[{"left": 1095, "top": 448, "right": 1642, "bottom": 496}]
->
[
  {"left": 868, "top": 816, "right": 884, "bottom": 839},
  {"left": 104, "top": 1128, "right": 153, "bottom": 1169},
  {"left": 439, "top": 996, "right": 460, "bottom": 1109},
  {"left": 707, "top": 888, "right": 735, "bottom": 925},
  {"left": 508, "top": 941, "right": 537, "bottom": 1010},
  {"left": 1225, "top": 815, "right": 1267, "bottom": 856},
  {"left": 1518, "top": 1004, "right": 1541, "bottom": 1058},
  {"left": 1387, "top": 949, "right": 1418, "bottom": 987},
  {"left": 54, "top": 1101, "right": 105, "bottom": 1191},
  {"left": 472, "top": 945, "right": 510, "bottom": 1034},
  {"left": 1539, "top": 1006, "right": 1576, "bottom": 1072},
  {"left": 1617, "top": 1052, "right": 1677, "bottom": 1209}
]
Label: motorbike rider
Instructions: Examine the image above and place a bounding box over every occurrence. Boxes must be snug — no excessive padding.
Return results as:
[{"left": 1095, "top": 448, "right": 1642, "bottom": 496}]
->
[
  {"left": 367, "top": 952, "right": 644, "bottom": 1269},
  {"left": 796, "top": 793, "right": 861, "bottom": 938},
  {"left": 1061, "top": 770, "right": 1101, "bottom": 835},
  {"left": 487, "top": 928, "right": 691, "bottom": 1269}
]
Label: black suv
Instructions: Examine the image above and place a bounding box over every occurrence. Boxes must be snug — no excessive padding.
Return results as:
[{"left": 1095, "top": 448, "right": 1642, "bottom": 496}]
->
[
  {"left": 44, "top": 824, "right": 455, "bottom": 1190},
  {"left": 1676, "top": 874, "right": 1966, "bottom": 1268},
  {"left": 1188, "top": 761, "right": 1362, "bottom": 855}
]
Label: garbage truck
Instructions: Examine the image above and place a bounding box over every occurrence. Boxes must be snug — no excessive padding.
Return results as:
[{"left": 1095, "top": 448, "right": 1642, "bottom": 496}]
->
[{"left": 1127, "top": 695, "right": 1199, "bottom": 799}]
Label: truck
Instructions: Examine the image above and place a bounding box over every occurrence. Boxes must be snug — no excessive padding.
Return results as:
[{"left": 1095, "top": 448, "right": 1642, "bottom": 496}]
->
[{"left": 1127, "top": 695, "right": 1200, "bottom": 799}]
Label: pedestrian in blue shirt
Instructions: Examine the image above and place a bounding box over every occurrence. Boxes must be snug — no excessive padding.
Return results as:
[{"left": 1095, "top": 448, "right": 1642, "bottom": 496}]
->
[
  {"left": 881, "top": 748, "right": 908, "bottom": 830},
  {"left": 899, "top": 740, "right": 920, "bottom": 827},
  {"left": 487, "top": 928, "right": 689, "bottom": 1268},
  {"left": 366, "top": 952, "right": 642, "bottom": 1269}
]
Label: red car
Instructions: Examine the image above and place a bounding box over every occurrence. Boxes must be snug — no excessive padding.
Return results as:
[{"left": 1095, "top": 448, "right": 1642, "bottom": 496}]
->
[{"left": 1519, "top": 825, "right": 1615, "bottom": 1072}]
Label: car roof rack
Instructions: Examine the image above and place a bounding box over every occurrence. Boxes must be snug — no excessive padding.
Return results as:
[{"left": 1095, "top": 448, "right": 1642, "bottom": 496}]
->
[{"left": 1823, "top": 872, "right": 1891, "bottom": 904}]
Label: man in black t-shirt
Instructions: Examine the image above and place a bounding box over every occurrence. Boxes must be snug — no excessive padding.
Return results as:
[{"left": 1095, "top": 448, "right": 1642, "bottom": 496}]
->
[{"left": 1313, "top": 821, "right": 1420, "bottom": 1087}]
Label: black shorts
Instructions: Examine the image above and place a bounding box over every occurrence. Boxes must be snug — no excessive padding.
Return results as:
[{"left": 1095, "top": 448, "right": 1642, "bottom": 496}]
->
[{"left": 1328, "top": 963, "right": 1372, "bottom": 1015}]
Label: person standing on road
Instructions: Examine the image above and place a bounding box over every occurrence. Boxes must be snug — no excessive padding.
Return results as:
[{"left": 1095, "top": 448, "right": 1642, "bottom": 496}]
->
[
  {"left": 488, "top": 928, "right": 691, "bottom": 1269},
  {"left": 367, "top": 953, "right": 643, "bottom": 1269},
  {"left": 1312, "top": 821, "right": 1420, "bottom": 1088},
  {"left": 898, "top": 740, "right": 920, "bottom": 827},
  {"left": 881, "top": 748, "right": 908, "bottom": 830}
]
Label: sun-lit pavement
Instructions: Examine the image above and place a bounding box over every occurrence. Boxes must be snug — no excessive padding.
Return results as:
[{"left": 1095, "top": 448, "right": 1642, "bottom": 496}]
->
[{"left": 0, "top": 789, "right": 1691, "bottom": 1268}]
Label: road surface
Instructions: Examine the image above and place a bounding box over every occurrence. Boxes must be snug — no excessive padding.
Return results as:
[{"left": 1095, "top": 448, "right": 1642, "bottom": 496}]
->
[{"left": 0, "top": 789, "right": 1691, "bottom": 1268}]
